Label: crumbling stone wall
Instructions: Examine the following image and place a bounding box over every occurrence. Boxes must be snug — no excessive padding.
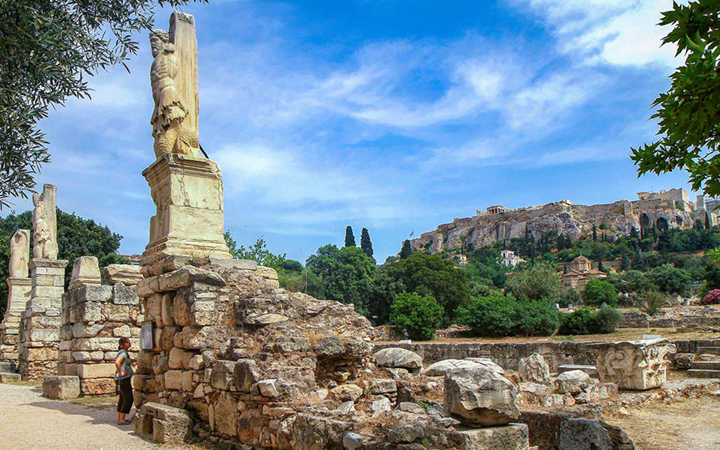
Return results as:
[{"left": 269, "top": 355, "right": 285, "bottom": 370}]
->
[
  {"left": 18, "top": 259, "right": 68, "bottom": 382},
  {"left": 58, "top": 282, "right": 141, "bottom": 394}
]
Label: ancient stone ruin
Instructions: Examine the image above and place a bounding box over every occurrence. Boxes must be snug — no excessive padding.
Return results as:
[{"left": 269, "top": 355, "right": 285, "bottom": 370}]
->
[
  {"left": 18, "top": 184, "right": 68, "bottom": 382},
  {"left": 0, "top": 229, "right": 31, "bottom": 365},
  {"left": 57, "top": 256, "right": 142, "bottom": 395}
]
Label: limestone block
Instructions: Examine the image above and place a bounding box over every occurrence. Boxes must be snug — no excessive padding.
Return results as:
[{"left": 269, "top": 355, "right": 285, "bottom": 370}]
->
[
  {"left": 112, "top": 283, "right": 139, "bottom": 305},
  {"left": 161, "top": 293, "right": 174, "bottom": 326},
  {"left": 145, "top": 293, "right": 163, "bottom": 325},
  {"left": 169, "top": 347, "right": 194, "bottom": 369},
  {"left": 444, "top": 371, "right": 520, "bottom": 426},
  {"left": 73, "top": 337, "right": 120, "bottom": 352},
  {"left": 69, "top": 256, "right": 101, "bottom": 289},
  {"left": 29, "top": 328, "right": 59, "bottom": 342},
  {"left": 388, "top": 423, "right": 425, "bottom": 445},
  {"left": 42, "top": 376, "right": 80, "bottom": 399},
  {"left": 330, "top": 384, "right": 364, "bottom": 402},
  {"left": 72, "top": 322, "right": 104, "bottom": 338},
  {"left": 0, "top": 373, "right": 21, "bottom": 383},
  {"left": 555, "top": 370, "right": 593, "bottom": 394},
  {"left": 368, "top": 379, "right": 397, "bottom": 395},
  {"left": 173, "top": 326, "right": 227, "bottom": 350},
  {"left": 519, "top": 353, "right": 551, "bottom": 384},
  {"left": 234, "top": 358, "right": 260, "bottom": 393},
  {"left": 165, "top": 370, "right": 184, "bottom": 390},
  {"left": 103, "top": 264, "right": 143, "bottom": 286},
  {"left": 77, "top": 363, "right": 116, "bottom": 379},
  {"left": 424, "top": 358, "right": 504, "bottom": 377},
  {"left": 190, "top": 300, "right": 216, "bottom": 326},
  {"left": 371, "top": 397, "right": 391, "bottom": 416},
  {"left": 72, "top": 351, "right": 91, "bottom": 361},
  {"left": 80, "top": 377, "right": 115, "bottom": 395},
  {"left": 373, "top": 348, "right": 422, "bottom": 370},
  {"left": 592, "top": 339, "right": 676, "bottom": 390},
  {"left": 257, "top": 379, "right": 279, "bottom": 397},
  {"left": 113, "top": 325, "right": 132, "bottom": 337},
  {"left": 134, "top": 401, "right": 193, "bottom": 444},
  {"left": 22, "top": 347, "right": 57, "bottom": 361},
  {"left": 212, "top": 392, "right": 237, "bottom": 436},
  {"left": 136, "top": 266, "right": 225, "bottom": 297},
  {"left": 451, "top": 423, "right": 529, "bottom": 450}
]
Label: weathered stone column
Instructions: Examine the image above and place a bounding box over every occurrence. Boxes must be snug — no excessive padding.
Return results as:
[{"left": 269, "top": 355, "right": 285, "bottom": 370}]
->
[
  {"left": 592, "top": 338, "right": 676, "bottom": 390},
  {"left": 18, "top": 258, "right": 68, "bottom": 381},
  {"left": 0, "top": 230, "right": 32, "bottom": 366}
]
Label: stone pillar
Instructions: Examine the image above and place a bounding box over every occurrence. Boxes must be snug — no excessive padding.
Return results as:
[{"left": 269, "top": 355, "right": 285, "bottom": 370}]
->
[
  {"left": 59, "top": 257, "right": 142, "bottom": 394},
  {"left": 0, "top": 230, "right": 32, "bottom": 366},
  {"left": 18, "top": 259, "right": 68, "bottom": 381},
  {"left": 140, "top": 153, "right": 231, "bottom": 273}
]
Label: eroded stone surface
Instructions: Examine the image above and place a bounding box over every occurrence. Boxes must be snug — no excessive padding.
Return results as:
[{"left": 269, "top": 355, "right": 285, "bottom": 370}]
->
[
  {"left": 444, "top": 369, "right": 520, "bottom": 426},
  {"left": 519, "top": 353, "right": 551, "bottom": 384},
  {"left": 42, "top": 375, "right": 80, "bottom": 399},
  {"left": 592, "top": 339, "right": 676, "bottom": 390}
]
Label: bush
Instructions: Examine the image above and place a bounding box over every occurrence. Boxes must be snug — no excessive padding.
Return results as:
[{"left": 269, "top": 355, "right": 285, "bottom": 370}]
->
[
  {"left": 703, "top": 289, "right": 720, "bottom": 305},
  {"left": 559, "top": 304, "right": 621, "bottom": 335},
  {"left": 457, "top": 295, "right": 558, "bottom": 337},
  {"left": 389, "top": 292, "right": 444, "bottom": 341},
  {"left": 636, "top": 290, "right": 666, "bottom": 316},
  {"left": 582, "top": 279, "right": 618, "bottom": 306},
  {"left": 646, "top": 264, "right": 692, "bottom": 296},
  {"left": 457, "top": 295, "right": 517, "bottom": 337}
]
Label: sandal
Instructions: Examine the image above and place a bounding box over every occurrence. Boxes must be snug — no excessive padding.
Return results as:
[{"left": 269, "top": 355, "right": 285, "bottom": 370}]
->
[{"left": 118, "top": 421, "right": 133, "bottom": 426}]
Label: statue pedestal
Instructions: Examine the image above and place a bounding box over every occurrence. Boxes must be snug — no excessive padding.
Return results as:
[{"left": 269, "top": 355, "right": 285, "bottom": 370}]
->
[
  {"left": 141, "top": 153, "right": 230, "bottom": 271},
  {"left": 0, "top": 278, "right": 32, "bottom": 363}
]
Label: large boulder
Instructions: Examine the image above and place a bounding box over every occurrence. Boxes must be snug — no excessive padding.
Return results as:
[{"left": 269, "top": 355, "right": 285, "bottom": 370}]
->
[
  {"left": 373, "top": 348, "right": 422, "bottom": 371},
  {"left": 425, "top": 358, "right": 504, "bottom": 377},
  {"left": 519, "top": 353, "right": 550, "bottom": 384},
  {"left": 559, "top": 418, "right": 634, "bottom": 450},
  {"left": 444, "top": 369, "right": 520, "bottom": 426},
  {"left": 555, "top": 370, "right": 593, "bottom": 394}
]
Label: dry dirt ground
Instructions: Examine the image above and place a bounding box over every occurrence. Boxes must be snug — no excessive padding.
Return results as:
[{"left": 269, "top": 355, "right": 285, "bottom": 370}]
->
[
  {"left": 0, "top": 383, "right": 162, "bottom": 450},
  {"left": 605, "top": 395, "right": 720, "bottom": 450}
]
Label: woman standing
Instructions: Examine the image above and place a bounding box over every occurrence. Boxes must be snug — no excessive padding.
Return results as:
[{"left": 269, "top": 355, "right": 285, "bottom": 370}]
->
[{"left": 114, "top": 337, "right": 134, "bottom": 425}]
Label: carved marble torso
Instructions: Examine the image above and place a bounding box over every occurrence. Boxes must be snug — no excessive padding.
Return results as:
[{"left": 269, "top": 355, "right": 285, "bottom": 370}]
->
[
  {"left": 8, "top": 229, "right": 30, "bottom": 278},
  {"left": 32, "top": 185, "right": 58, "bottom": 260}
]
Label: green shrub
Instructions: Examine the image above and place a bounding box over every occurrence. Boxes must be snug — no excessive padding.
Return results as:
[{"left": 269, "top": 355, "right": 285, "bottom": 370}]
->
[
  {"left": 457, "top": 295, "right": 517, "bottom": 337},
  {"left": 559, "top": 304, "right": 621, "bottom": 335},
  {"left": 505, "top": 263, "right": 562, "bottom": 301},
  {"left": 457, "top": 295, "right": 558, "bottom": 337},
  {"left": 515, "top": 300, "right": 561, "bottom": 336},
  {"left": 582, "top": 279, "right": 618, "bottom": 306},
  {"left": 389, "top": 292, "right": 444, "bottom": 341},
  {"left": 646, "top": 264, "right": 692, "bottom": 296},
  {"left": 636, "top": 290, "right": 666, "bottom": 316}
]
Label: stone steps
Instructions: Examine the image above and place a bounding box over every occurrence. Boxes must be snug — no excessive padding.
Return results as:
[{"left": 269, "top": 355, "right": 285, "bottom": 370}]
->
[
  {"left": 0, "top": 372, "right": 20, "bottom": 383},
  {"left": 690, "top": 361, "right": 720, "bottom": 370},
  {"left": 696, "top": 346, "right": 720, "bottom": 355},
  {"left": 687, "top": 368, "right": 720, "bottom": 378}
]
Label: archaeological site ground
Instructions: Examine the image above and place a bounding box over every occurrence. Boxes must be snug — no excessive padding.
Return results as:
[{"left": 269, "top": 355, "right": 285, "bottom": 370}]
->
[{"left": 4, "top": 6, "right": 720, "bottom": 450}]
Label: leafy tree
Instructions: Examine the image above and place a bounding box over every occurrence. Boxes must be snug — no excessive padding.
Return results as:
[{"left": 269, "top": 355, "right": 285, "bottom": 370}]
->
[
  {"left": 389, "top": 292, "right": 444, "bottom": 341},
  {"left": 384, "top": 253, "right": 471, "bottom": 321},
  {"left": 360, "top": 227, "right": 373, "bottom": 259},
  {"left": 306, "top": 245, "right": 375, "bottom": 315},
  {"left": 457, "top": 295, "right": 558, "bottom": 337},
  {"left": 631, "top": 0, "right": 720, "bottom": 197},
  {"left": 399, "top": 239, "right": 413, "bottom": 259},
  {"left": 646, "top": 264, "right": 692, "bottom": 296},
  {"left": 559, "top": 287, "right": 580, "bottom": 308},
  {"left": 0, "top": 0, "right": 205, "bottom": 207},
  {"left": 368, "top": 265, "right": 405, "bottom": 325},
  {"left": 0, "top": 209, "right": 127, "bottom": 318},
  {"left": 224, "top": 234, "right": 288, "bottom": 269},
  {"left": 559, "top": 305, "right": 621, "bottom": 335},
  {"left": 505, "top": 263, "right": 562, "bottom": 302},
  {"left": 582, "top": 279, "right": 619, "bottom": 307},
  {"left": 344, "top": 226, "right": 356, "bottom": 247}
]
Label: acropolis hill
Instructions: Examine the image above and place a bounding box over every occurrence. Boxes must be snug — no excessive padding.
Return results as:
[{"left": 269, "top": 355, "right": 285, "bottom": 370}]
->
[{"left": 410, "top": 188, "right": 720, "bottom": 254}]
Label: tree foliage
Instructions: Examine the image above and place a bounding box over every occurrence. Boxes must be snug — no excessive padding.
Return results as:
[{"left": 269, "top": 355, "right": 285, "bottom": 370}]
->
[
  {"left": 360, "top": 227, "right": 373, "bottom": 259},
  {"left": 344, "top": 226, "right": 356, "bottom": 247},
  {"left": 631, "top": 0, "right": 720, "bottom": 197},
  {"left": 0, "top": 0, "right": 205, "bottom": 207},
  {"left": 582, "top": 279, "right": 619, "bottom": 307},
  {"left": 389, "top": 292, "right": 444, "bottom": 341},
  {"left": 457, "top": 295, "right": 559, "bottom": 337},
  {"left": 505, "top": 263, "right": 562, "bottom": 302}
]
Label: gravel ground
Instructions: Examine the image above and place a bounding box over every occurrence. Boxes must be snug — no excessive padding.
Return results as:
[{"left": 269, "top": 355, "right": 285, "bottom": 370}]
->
[{"left": 0, "top": 383, "right": 157, "bottom": 450}]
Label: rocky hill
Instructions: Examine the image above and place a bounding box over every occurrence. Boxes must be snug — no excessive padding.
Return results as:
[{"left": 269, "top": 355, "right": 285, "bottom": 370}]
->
[{"left": 410, "top": 193, "right": 716, "bottom": 254}]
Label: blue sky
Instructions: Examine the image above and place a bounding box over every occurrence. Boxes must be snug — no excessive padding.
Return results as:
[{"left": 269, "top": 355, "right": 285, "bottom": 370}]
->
[{"left": 4, "top": 0, "right": 698, "bottom": 263}]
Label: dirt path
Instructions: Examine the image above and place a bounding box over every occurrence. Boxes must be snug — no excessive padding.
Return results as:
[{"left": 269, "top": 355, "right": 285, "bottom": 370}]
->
[
  {"left": 605, "top": 396, "right": 720, "bottom": 450},
  {"left": 0, "top": 383, "right": 157, "bottom": 450}
]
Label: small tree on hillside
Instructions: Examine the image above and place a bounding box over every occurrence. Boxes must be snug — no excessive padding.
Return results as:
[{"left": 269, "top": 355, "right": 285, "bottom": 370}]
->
[
  {"left": 582, "top": 279, "right": 619, "bottom": 307},
  {"left": 399, "top": 240, "right": 413, "bottom": 259},
  {"left": 389, "top": 292, "right": 444, "bottom": 341},
  {"left": 344, "top": 226, "right": 356, "bottom": 247},
  {"left": 360, "top": 227, "right": 373, "bottom": 258}
]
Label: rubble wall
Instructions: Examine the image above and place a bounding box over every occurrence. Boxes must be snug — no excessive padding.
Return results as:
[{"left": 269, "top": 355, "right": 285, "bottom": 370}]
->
[
  {"left": 58, "top": 283, "right": 142, "bottom": 394},
  {"left": 374, "top": 338, "right": 720, "bottom": 372},
  {"left": 132, "top": 256, "right": 379, "bottom": 449}
]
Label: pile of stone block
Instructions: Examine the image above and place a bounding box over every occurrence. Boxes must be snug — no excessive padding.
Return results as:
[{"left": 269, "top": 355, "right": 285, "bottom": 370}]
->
[{"left": 57, "top": 257, "right": 142, "bottom": 394}]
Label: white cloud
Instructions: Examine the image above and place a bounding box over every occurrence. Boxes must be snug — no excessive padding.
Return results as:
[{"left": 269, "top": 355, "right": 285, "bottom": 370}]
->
[{"left": 516, "top": 0, "right": 683, "bottom": 68}]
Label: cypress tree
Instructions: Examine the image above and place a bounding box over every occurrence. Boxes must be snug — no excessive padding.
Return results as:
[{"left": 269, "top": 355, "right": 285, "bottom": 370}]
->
[
  {"left": 400, "top": 240, "right": 413, "bottom": 259},
  {"left": 344, "top": 226, "right": 356, "bottom": 247},
  {"left": 592, "top": 224, "right": 597, "bottom": 241},
  {"left": 360, "top": 228, "right": 373, "bottom": 258}
]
